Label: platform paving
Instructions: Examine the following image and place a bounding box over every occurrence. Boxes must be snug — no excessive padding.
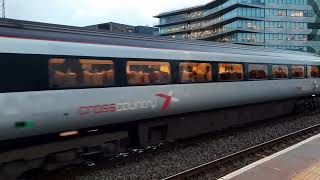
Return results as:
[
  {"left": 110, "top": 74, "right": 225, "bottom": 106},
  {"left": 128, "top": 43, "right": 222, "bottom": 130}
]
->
[{"left": 218, "top": 133, "right": 320, "bottom": 180}]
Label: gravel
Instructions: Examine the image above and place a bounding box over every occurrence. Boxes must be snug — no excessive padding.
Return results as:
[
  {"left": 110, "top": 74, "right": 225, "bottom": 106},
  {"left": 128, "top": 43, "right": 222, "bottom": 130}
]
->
[{"left": 48, "top": 112, "right": 320, "bottom": 180}]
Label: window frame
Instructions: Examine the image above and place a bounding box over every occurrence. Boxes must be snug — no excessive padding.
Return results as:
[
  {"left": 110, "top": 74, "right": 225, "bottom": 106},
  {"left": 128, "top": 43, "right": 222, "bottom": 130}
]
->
[
  {"left": 48, "top": 55, "right": 120, "bottom": 90},
  {"left": 125, "top": 59, "right": 173, "bottom": 86},
  {"left": 290, "top": 64, "right": 305, "bottom": 79},
  {"left": 247, "top": 63, "right": 269, "bottom": 80},
  {"left": 271, "top": 64, "right": 289, "bottom": 79},
  {"left": 0, "top": 53, "right": 49, "bottom": 93},
  {"left": 178, "top": 60, "right": 214, "bottom": 84},
  {"left": 217, "top": 62, "right": 245, "bottom": 82},
  {"left": 306, "top": 65, "right": 319, "bottom": 79}
]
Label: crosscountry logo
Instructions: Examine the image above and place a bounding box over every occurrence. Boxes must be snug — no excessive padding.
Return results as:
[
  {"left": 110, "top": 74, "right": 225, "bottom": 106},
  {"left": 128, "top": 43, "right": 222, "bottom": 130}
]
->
[{"left": 155, "top": 91, "right": 180, "bottom": 112}]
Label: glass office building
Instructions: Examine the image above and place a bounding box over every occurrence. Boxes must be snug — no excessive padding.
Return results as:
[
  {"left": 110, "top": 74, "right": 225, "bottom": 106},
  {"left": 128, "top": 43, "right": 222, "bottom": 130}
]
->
[{"left": 155, "top": 0, "right": 320, "bottom": 54}]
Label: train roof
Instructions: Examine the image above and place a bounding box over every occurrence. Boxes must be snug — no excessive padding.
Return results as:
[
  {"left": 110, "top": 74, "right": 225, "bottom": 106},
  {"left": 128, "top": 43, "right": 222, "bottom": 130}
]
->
[{"left": 0, "top": 18, "right": 319, "bottom": 61}]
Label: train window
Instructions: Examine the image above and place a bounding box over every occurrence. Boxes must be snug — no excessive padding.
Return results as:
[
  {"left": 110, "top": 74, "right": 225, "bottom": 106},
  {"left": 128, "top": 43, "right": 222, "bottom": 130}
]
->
[
  {"left": 272, "top": 65, "right": 288, "bottom": 79},
  {"left": 0, "top": 54, "right": 48, "bottom": 93},
  {"left": 180, "top": 62, "right": 212, "bottom": 83},
  {"left": 219, "top": 63, "right": 243, "bottom": 81},
  {"left": 49, "top": 58, "right": 114, "bottom": 88},
  {"left": 307, "top": 66, "right": 319, "bottom": 78},
  {"left": 126, "top": 61, "right": 171, "bottom": 85},
  {"left": 248, "top": 64, "right": 268, "bottom": 80},
  {"left": 291, "top": 65, "right": 305, "bottom": 78}
]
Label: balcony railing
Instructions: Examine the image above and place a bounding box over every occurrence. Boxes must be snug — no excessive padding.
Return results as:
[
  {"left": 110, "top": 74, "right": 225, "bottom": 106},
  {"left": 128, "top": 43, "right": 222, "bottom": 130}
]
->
[
  {"left": 176, "top": 26, "right": 263, "bottom": 40},
  {"left": 159, "top": 12, "right": 264, "bottom": 35},
  {"left": 157, "top": 0, "right": 265, "bottom": 26}
]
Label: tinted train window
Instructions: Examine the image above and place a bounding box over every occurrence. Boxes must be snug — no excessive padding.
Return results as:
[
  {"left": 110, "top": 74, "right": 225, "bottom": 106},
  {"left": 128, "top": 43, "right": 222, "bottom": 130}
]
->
[
  {"left": 49, "top": 58, "right": 114, "bottom": 88},
  {"left": 219, "top": 63, "right": 243, "bottom": 81},
  {"left": 180, "top": 62, "right": 212, "bottom": 83},
  {"left": 291, "top": 65, "right": 305, "bottom": 78},
  {"left": 307, "top": 66, "right": 319, "bottom": 78},
  {"left": 272, "top": 65, "right": 288, "bottom": 79},
  {"left": 126, "top": 61, "right": 171, "bottom": 85},
  {"left": 248, "top": 64, "right": 268, "bottom": 80},
  {"left": 0, "top": 54, "right": 48, "bottom": 93}
]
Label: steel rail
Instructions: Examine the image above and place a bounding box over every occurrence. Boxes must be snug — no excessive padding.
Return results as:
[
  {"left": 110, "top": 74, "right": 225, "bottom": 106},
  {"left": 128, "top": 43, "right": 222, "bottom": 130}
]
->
[{"left": 163, "top": 123, "right": 320, "bottom": 180}]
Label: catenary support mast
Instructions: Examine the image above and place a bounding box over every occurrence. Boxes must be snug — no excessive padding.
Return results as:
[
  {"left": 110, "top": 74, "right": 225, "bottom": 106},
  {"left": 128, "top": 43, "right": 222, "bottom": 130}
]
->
[{"left": 0, "top": 0, "right": 5, "bottom": 18}]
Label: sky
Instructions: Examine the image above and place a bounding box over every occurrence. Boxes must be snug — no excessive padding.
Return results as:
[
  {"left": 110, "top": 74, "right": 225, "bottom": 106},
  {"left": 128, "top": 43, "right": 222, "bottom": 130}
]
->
[{"left": 6, "top": 0, "right": 212, "bottom": 27}]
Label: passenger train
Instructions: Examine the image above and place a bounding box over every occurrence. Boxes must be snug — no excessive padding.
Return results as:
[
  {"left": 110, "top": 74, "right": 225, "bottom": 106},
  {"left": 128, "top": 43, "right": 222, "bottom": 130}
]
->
[{"left": 1, "top": 19, "right": 320, "bottom": 179}]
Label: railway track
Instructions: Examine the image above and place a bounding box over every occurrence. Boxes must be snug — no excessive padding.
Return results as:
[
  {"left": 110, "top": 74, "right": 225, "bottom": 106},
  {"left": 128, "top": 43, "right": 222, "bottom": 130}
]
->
[
  {"left": 39, "top": 110, "right": 320, "bottom": 180},
  {"left": 163, "top": 123, "right": 320, "bottom": 180}
]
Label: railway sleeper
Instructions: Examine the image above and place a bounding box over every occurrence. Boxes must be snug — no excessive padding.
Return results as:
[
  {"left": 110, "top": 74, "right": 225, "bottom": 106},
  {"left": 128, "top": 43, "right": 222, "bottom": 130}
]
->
[{"left": 0, "top": 131, "right": 129, "bottom": 180}]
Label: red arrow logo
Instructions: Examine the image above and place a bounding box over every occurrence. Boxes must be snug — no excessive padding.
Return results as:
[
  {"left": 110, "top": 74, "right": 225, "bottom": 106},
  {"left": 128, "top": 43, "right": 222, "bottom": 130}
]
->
[
  {"left": 155, "top": 92, "right": 179, "bottom": 112},
  {"left": 156, "top": 93, "right": 172, "bottom": 112}
]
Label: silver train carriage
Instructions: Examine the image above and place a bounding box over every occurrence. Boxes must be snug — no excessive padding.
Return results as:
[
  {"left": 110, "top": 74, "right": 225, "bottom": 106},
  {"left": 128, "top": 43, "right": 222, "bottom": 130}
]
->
[{"left": 0, "top": 18, "right": 319, "bottom": 147}]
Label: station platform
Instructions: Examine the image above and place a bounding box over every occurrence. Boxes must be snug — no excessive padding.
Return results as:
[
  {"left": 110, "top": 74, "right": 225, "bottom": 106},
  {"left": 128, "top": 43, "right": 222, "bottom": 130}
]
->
[{"left": 218, "top": 133, "right": 320, "bottom": 180}]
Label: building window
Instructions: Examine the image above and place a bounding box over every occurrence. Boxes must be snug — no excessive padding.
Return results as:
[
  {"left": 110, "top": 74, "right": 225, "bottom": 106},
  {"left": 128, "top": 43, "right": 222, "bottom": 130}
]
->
[
  {"left": 291, "top": 65, "right": 305, "bottom": 78},
  {"left": 307, "top": 66, "right": 319, "bottom": 78},
  {"left": 248, "top": 64, "right": 268, "bottom": 80},
  {"left": 289, "top": 10, "right": 304, "bottom": 17},
  {"left": 49, "top": 58, "right": 114, "bottom": 88},
  {"left": 180, "top": 62, "right": 212, "bottom": 83},
  {"left": 272, "top": 65, "right": 288, "bottom": 79},
  {"left": 219, "top": 63, "right": 243, "bottom": 81},
  {"left": 126, "top": 61, "right": 171, "bottom": 85},
  {"left": 277, "top": 9, "right": 286, "bottom": 16}
]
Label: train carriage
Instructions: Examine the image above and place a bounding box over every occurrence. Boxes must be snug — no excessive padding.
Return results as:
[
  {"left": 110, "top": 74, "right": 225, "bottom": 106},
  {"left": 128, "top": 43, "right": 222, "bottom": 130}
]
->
[{"left": 0, "top": 18, "right": 320, "bottom": 179}]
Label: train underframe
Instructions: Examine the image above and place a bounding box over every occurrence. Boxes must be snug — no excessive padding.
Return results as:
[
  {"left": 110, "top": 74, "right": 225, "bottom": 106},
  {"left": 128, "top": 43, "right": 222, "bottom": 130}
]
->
[{"left": 1, "top": 96, "right": 320, "bottom": 179}]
